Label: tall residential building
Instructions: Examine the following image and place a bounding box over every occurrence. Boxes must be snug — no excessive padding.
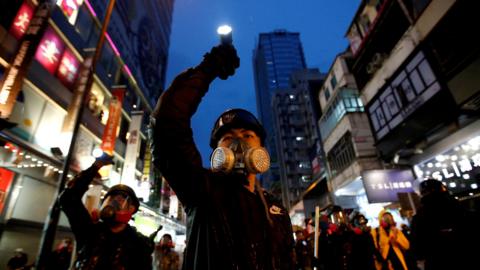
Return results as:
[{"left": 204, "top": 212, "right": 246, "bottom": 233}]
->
[
  {"left": 0, "top": 0, "right": 185, "bottom": 263},
  {"left": 253, "top": 30, "right": 307, "bottom": 196},
  {"left": 271, "top": 69, "right": 326, "bottom": 210}
]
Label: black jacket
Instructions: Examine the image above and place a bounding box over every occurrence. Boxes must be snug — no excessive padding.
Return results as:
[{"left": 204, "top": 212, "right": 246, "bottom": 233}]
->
[
  {"left": 59, "top": 166, "right": 153, "bottom": 270},
  {"left": 150, "top": 67, "right": 295, "bottom": 270}
]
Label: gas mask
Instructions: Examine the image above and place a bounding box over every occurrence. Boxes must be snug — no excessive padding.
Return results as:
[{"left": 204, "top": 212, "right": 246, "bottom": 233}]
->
[
  {"left": 100, "top": 193, "right": 133, "bottom": 224},
  {"left": 210, "top": 139, "right": 270, "bottom": 174}
]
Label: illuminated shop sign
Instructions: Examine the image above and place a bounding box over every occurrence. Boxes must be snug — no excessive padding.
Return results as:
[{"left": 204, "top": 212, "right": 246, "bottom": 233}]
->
[
  {"left": 415, "top": 136, "right": 480, "bottom": 194},
  {"left": 362, "top": 169, "right": 415, "bottom": 203},
  {"left": 9, "top": 2, "right": 35, "bottom": 40},
  {"left": 35, "top": 27, "right": 65, "bottom": 74},
  {"left": 57, "top": 48, "right": 80, "bottom": 87},
  {"left": 56, "top": 0, "right": 84, "bottom": 24}
]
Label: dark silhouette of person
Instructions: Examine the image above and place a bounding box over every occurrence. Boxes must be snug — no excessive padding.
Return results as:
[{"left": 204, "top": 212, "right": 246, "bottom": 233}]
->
[{"left": 410, "top": 179, "right": 479, "bottom": 270}]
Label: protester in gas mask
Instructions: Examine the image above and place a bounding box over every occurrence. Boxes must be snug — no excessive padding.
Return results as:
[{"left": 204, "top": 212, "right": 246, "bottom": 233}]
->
[
  {"left": 371, "top": 211, "right": 409, "bottom": 270},
  {"left": 153, "top": 234, "right": 180, "bottom": 270},
  {"left": 59, "top": 157, "right": 153, "bottom": 269},
  {"left": 149, "top": 43, "right": 295, "bottom": 270}
]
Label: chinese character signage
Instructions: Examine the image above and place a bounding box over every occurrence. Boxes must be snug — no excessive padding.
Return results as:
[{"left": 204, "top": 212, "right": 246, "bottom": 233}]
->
[
  {"left": 9, "top": 1, "right": 35, "bottom": 40},
  {"left": 57, "top": 48, "right": 79, "bottom": 87},
  {"left": 362, "top": 169, "right": 415, "bottom": 203},
  {"left": 35, "top": 27, "right": 65, "bottom": 74},
  {"left": 121, "top": 111, "right": 143, "bottom": 186},
  {"left": 0, "top": 2, "right": 54, "bottom": 118},
  {"left": 100, "top": 87, "right": 125, "bottom": 155},
  {"left": 0, "top": 168, "right": 15, "bottom": 214}
]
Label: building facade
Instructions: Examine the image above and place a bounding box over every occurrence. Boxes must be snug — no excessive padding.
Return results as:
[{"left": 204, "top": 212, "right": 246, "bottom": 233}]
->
[
  {"left": 253, "top": 30, "right": 307, "bottom": 196},
  {"left": 0, "top": 0, "right": 185, "bottom": 265},
  {"left": 272, "top": 68, "right": 325, "bottom": 210},
  {"left": 345, "top": 0, "right": 480, "bottom": 211},
  {"left": 317, "top": 51, "right": 384, "bottom": 221}
]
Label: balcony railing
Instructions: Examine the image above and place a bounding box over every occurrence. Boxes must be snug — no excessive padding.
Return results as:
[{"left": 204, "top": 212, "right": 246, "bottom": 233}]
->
[{"left": 319, "top": 88, "right": 364, "bottom": 141}]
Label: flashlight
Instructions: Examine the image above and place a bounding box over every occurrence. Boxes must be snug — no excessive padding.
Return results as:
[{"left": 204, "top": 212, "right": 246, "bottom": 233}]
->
[{"left": 217, "top": 25, "right": 233, "bottom": 45}]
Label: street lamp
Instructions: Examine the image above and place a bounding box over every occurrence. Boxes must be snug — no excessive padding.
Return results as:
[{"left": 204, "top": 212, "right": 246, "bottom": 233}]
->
[{"left": 217, "top": 24, "right": 233, "bottom": 45}]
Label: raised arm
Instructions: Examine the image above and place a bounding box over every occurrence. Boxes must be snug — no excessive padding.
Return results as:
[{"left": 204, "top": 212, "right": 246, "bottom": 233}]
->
[{"left": 149, "top": 45, "right": 239, "bottom": 207}]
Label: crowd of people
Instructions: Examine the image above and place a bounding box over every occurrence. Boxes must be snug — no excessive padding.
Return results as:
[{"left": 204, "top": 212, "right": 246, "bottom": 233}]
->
[
  {"left": 292, "top": 179, "right": 479, "bottom": 270},
  {"left": 6, "top": 43, "right": 479, "bottom": 270}
]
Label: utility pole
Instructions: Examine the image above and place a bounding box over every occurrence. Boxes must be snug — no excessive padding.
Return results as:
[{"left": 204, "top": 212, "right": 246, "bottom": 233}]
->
[{"left": 35, "top": 0, "right": 117, "bottom": 268}]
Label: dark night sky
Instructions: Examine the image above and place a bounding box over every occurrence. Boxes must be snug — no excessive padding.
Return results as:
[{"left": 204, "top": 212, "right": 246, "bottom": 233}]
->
[{"left": 165, "top": 0, "right": 359, "bottom": 166}]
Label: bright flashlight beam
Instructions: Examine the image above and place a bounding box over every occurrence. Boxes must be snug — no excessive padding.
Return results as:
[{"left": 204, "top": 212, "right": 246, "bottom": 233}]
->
[
  {"left": 217, "top": 25, "right": 232, "bottom": 35},
  {"left": 217, "top": 25, "right": 233, "bottom": 45}
]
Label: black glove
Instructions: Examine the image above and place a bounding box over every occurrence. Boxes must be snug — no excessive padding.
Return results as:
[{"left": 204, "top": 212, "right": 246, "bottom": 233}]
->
[{"left": 199, "top": 44, "right": 240, "bottom": 80}]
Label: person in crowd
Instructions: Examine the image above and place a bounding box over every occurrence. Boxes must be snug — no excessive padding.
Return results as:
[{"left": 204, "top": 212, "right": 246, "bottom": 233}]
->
[
  {"left": 59, "top": 156, "right": 153, "bottom": 269},
  {"left": 410, "top": 179, "right": 478, "bottom": 270},
  {"left": 150, "top": 43, "right": 295, "bottom": 269},
  {"left": 7, "top": 248, "right": 30, "bottom": 270},
  {"left": 294, "top": 228, "right": 314, "bottom": 270},
  {"left": 371, "top": 211, "right": 410, "bottom": 270},
  {"left": 349, "top": 213, "right": 376, "bottom": 270},
  {"left": 316, "top": 205, "right": 355, "bottom": 270},
  {"left": 153, "top": 233, "right": 180, "bottom": 270},
  {"left": 47, "top": 237, "right": 74, "bottom": 270}
]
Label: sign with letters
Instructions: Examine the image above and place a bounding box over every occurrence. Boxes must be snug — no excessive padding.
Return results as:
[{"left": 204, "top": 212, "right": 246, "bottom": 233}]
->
[{"left": 362, "top": 169, "right": 415, "bottom": 203}]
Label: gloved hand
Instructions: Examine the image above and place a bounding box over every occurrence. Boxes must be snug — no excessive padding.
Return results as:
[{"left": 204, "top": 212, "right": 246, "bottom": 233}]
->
[{"left": 198, "top": 44, "right": 240, "bottom": 80}]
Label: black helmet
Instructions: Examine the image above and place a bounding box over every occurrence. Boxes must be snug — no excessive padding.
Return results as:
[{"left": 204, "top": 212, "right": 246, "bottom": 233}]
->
[
  {"left": 210, "top": 108, "right": 266, "bottom": 149},
  {"left": 419, "top": 179, "right": 448, "bottom": 196},
  {"left": 104, "top": 184, "right": 140, "bottom": 213}
]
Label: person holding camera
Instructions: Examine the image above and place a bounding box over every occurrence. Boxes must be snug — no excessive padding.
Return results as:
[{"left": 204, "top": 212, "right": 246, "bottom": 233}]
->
[
  {"left": 149, "top": 43, "right": 295, "bottom": 270},
  {"left": 59, "top": 157, "right": 153, "bottom": 269}
]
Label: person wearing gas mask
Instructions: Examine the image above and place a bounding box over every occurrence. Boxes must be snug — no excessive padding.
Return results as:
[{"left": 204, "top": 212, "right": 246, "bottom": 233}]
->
[
  {"left": 371, "top": 211, "right": 409, "bottom": 270},
  {"left": 149, "top": 43, "right": 295, "bottom": 270},
  {"left": 59, "top": 157, "right": 153, "bottom": 269},
  {"left": 153, "top": 233, "right": 180, "bottom": 270}
]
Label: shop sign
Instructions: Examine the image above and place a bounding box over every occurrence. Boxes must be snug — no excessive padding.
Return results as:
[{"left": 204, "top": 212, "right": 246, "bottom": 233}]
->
[
  {"left": 121, "top": 111, "right": 143, "bottom": 186},
  {"left": 34, "top": 27, "right": 65, "bottom": 74},
  {"left": 9, "top": 2, "right": 35, "bottom": 40},
  {"left": 57, "top": 0, "right": 84, "bottom": 24},
  {"left": 100, "top": 87, "right": 125, "bottom": 155},
  {"left": 56, "top": 48, "right": 79, "bottom": 88},
  {"left": 430, "top": 154, "right": 480, "bottom": 180},
  {"left": 141, "top": 139, "right": 152, "bottom": 182},
  {"left": 0, "top": 2, "right": 54, "bottom": 118},
  {"left": 0, "top": 168, "right": 15, "bottom": 214},
  {"left": 362, "top": 169, "right": 415, "bottom": 203}
]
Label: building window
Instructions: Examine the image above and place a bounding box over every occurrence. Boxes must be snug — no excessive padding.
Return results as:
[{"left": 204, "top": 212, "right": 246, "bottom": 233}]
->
[
  {"left": 324, "top": 88, "right": 331, "bottom": 101},
  {"left": 368, "top": 51, "right": 441, "bottom": 140},
  {"left": 330, "top": 75, "right": 337, "bottom": 90},
  {"left": 327, "top": 132, "right": 356, "bottom": 177}
]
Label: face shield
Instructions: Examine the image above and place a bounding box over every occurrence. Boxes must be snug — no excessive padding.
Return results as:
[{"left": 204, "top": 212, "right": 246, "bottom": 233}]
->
[{"left": 100, "top": 193, "right": 134, "bottom": 224}]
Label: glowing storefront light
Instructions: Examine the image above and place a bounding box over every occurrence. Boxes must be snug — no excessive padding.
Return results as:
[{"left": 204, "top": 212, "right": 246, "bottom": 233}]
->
[
  {"left": 9, "top": 2, "right": 34, "bottom": 40},
  {"left": 35, "top": 28, "right": 65, "bottom": 74}
]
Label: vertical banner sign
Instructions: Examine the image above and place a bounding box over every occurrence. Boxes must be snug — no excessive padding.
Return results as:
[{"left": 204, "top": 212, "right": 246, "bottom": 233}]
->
[
  {"left": 9, "top": 1, "right": 35, "bottom": 40},
  {"left": 61, "top": 57, "right": 93, "bottom": 133},
  {"left": 121, "top": 111, "right": 143, "bottom": 185},
  {"left": 0, "top": 1, "right": 55, "bottom": 118},
  {"left": 141, "top": 143, "right": 152, "bottom": 182},
  {"left": 0, "top": 168, "right": 15, "bottom": 214},
  {"left": 100, "top": 87, "right": 125, "bottom": 155}
]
